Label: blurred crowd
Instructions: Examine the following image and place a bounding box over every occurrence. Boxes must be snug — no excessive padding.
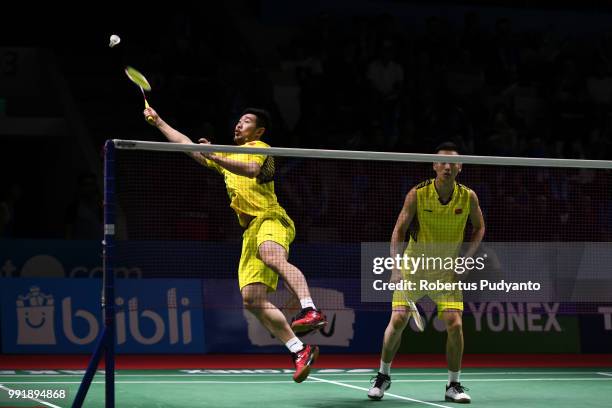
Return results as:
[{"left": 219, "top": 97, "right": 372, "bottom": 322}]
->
[
  {"left": 116, "top": 9, "right": 612, "bottom": 244},
  {"left": 102, "top": 9, "right": 612, "bottom": 161},
  {"left": 276, "top": 12, "right": 612, "bottom": 159},
  {"left": 3, "top": 7, "right": 612, "bottom": 241}
]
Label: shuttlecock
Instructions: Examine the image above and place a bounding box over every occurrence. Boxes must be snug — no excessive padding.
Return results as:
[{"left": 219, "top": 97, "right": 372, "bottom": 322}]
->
[{"left": 109, "top": 34, "right": 121, "bottom": 48}]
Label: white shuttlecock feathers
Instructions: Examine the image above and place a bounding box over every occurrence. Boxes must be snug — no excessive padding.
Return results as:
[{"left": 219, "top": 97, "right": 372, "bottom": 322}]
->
[{"left": 109, "top": 34, "right": 121, "bottom": 48}]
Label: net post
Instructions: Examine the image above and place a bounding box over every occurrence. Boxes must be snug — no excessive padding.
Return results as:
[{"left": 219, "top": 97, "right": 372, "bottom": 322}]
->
[
  {"left": 103, "top": 139, "right": 116, "bottom": 407},
  {"left": 71, "top": 327, "right": 106, "bottom": 407},
  {"left": 72, "top": 140, "right": 116, "bottom": 408}
]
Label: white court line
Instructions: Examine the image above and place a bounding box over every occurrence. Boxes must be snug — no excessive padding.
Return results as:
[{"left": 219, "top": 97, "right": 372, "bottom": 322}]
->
[
  {"left": 390, "top": 378, "right": 612, "bottom": 383},
  {"left": 308, "top": 375, "right": 452, "bottom": 408},
  {"left": 0, "top": 384, "right": 63, "bottom": 408},
  {"left": 2, "top": 377, "right": 612, "bottom": 385},
  {"left": 0, "top": 371, "right": 606, "bottom": 378},
  {"left": 0, "top": 381, "right": 299, "bottom": 384},
  {"left": 596, "top": 372, "right": 612, "bottom": 377}
]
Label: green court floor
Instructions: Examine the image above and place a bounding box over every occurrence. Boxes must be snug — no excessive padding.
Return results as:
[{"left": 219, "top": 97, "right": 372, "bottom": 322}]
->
[{"left": 1, "top": 368, "right": 611, "bottom": 407}]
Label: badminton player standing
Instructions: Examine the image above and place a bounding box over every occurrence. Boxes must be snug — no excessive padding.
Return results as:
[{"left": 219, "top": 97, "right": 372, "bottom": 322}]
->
[{"left": 368, "top": 142, "right": 485, "bottom": 403}]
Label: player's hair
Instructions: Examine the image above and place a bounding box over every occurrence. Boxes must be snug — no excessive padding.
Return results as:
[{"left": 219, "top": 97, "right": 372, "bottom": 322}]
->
[
  {"left": 242, "top": 108, "right": 271, "bottom": 132},
  {"left": 435, "top": 141, "right": 460, "bottom": 154}
]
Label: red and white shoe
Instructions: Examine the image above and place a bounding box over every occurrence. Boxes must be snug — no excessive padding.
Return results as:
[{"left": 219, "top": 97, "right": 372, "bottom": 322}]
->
[
  {"left": 292, "top": 344, "right": 319, "bottom": 383},
  {"left": 291, "top": 308, "right": 327, "bottom": 335}
]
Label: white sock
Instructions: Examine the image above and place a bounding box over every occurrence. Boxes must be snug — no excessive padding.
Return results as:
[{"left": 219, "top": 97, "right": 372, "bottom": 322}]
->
[
  {"left": 380, "top": 360, "right": 391, "bottom": 376},
  {"left": 448, "top": 370, "right": 460, "bottom": 385},
  {"left": 286, "top": 337, "right": 304, "bottom": 354},
  {"left": 300, "top": 298, "right": 316, "bottom": 310}
]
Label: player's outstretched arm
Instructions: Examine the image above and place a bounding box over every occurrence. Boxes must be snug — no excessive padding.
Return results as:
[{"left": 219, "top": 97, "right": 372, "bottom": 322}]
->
[
  {"left": 464, "top": 190, "right": 485, "bottom": 258},
  {"left": 143, "top": 107, "right": 210, "bottom": 166},
  {"left": 390, "top": 188, "right": 417, "bottom": 282},
  {"left": 199, "top": 143, "right": 262, "bottom": 178},
  {"left": 144, "top": 106, "right": 191, "bottom": 144}
]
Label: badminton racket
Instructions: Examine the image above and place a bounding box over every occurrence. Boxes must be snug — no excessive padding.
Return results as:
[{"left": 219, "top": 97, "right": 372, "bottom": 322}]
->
[
  {"left": 124, "top": 66, "right": 154, "bottom": 123},
  {"left": 398, "top": 282, "right": 425, "bottom": 332}
]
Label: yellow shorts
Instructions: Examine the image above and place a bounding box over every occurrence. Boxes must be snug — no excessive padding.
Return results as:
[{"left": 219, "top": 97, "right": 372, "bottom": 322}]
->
[
  {"left": 238, "top": 211, "right": 295, "bottom": 291},
  {"left": 392, "top": 285, "right": 463, "bottom": 319}
]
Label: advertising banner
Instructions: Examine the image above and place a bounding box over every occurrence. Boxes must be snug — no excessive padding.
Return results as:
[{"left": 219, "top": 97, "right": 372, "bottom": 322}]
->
[{"left": 0, "top": 278, "right": 204, "bottom": 353}]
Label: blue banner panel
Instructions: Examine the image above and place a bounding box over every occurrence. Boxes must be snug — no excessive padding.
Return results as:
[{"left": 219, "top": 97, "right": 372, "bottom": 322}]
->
[
  {"left": 0, "top": 278, "right": 204, "bottom": 353},
  {"left": 0, "top": 239, "right": 102, "bottom": 278}
]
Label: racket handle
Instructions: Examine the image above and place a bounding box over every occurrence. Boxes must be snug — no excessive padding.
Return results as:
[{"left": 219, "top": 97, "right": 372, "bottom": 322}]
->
[{"left": 144, "top": 99, "right": 154, "bottom": 124}]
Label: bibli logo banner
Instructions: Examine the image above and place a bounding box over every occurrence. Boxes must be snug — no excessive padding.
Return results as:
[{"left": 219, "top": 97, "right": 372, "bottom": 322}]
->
[
  {"left": 16, "top": 286, "right": 56, "bottom": 345},
  {"left": 1, "top": 278, "right": 204, "bottom": 353}
]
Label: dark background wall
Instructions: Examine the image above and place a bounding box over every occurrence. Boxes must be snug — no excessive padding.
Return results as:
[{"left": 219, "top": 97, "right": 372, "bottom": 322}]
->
[{"left": 1, "top": 0, "right": 612, "bottom": 239}]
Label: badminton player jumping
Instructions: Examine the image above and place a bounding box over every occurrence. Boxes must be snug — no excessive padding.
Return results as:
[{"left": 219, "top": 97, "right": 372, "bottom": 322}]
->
[{"left": 143, "top": 106, "right": 326, "bottom": 383}]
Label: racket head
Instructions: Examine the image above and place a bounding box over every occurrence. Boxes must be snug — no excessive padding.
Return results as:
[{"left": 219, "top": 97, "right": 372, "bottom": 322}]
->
[
  {"left": 125, "top": 66, "right": 152, "bottom": 91},
  {"left": 408, "top": 300, "right": 425, "bottom": 332},
  {"left": 400, "top": 290, "right": 425, "bottom": 332}
]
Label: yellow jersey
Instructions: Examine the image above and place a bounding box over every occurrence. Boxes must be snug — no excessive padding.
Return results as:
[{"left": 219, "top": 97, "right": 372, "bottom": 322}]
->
[
  {"left": 205, "top": 140, "right": 281, "bottom": 227},
  {"left": 405, "top": 179, "right": 471, "bottom": 258}
]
